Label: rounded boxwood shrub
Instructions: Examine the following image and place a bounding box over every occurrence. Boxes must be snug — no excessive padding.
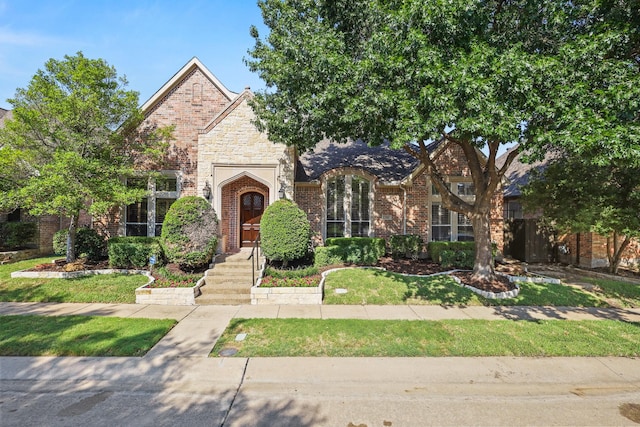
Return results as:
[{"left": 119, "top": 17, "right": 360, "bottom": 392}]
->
[
  {"left": 53, "top": 229, "right": 68, "bottom": 256},
  {"left": 260, "top": 199, "right": 311, "bottom": 266},
  {"left": 160, "top": 196, "right": 219, "bottom": 270}
]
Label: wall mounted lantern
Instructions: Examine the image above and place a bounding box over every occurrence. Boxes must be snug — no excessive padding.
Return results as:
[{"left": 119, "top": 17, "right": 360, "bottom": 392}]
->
[{"left": 203, "top": 181, "right": 212, "bottom": 201}]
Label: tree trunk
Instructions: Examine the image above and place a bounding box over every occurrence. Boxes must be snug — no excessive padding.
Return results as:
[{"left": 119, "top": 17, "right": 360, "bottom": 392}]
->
[
  {"left": 66, "top": 215, "right": 78, "bottom": 263},
  {"left": 471, "top": 210, "right": 495, "bottom": 281},
  {"left": 606, "top": 232, "right": 631, "bottom": 275}
]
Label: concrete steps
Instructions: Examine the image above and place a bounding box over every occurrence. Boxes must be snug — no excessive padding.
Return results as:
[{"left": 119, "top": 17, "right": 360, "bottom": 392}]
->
[{"left": 196, "top": 250, "right": 263, "bottom": 305}]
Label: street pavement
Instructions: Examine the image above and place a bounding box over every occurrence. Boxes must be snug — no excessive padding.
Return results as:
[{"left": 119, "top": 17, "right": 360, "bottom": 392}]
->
[{"left": 1, "top": 302, "right": 640, "bottom": 426}]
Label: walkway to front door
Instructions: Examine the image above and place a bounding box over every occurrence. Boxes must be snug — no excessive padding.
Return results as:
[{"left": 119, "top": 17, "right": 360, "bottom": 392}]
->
[{"left": 240, "top": 192, "right": 264, "bottom": 247}]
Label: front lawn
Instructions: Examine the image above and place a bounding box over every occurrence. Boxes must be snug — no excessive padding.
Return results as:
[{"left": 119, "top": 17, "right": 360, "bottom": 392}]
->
[
  {"left": 0, "top": 315, "right": 176, "bottom": 356},
  {"left": 212, "top": 318, "right": 640, "bottom": 357},
  {"left": 323, "top": 268, "right": 612, "bottom": 307},
  {"left": 0, "top": 257, "right": 149, "bottom": 303}
]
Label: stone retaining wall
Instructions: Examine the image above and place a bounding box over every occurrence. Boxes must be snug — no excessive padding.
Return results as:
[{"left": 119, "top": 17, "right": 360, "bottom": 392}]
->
[
  {"left": 135, "top": 277, "right": 204, "bottom": 305},
  {"left": 1, "top": 249, "right": 42, "bottom": 265}
]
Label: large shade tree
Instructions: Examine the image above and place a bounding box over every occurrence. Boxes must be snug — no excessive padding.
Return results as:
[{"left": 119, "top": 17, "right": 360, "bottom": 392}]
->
[
  {"left": 523, "top": 156, "right": 640, "bottom": 274},
  {"left": 0, "top": 52, "right": 171, "bottom": 261},
  {"left": 246, "top": 0, "right": 640, "bottom": 282}
]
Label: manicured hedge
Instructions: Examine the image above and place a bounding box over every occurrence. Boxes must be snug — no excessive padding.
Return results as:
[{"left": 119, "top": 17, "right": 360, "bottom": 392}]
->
[
  {"left": 389, "top": 234, "right": 423, "bottom": 259},
  {"left": 313, "top": 245, "right": 344, "bottom": 268},
  {"left": 322, "top": 237, "right": 386, "bottom": 265},
  {"left": 427, "top": 241, "right": 476, "bottom": 263},
  {"left": 0, "top": 222, "right": 36, "bottom": 250},
  {"left": 440, "top": 249, "right": 475, "bottom": 269},
  {"left": 108, "top": 236, "right": 164, "bottom": 269}
]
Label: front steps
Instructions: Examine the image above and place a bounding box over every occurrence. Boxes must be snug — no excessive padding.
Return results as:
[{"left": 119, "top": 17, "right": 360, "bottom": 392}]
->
[{"left": 196, "top": 250, "right": 262, "bottom": 305}]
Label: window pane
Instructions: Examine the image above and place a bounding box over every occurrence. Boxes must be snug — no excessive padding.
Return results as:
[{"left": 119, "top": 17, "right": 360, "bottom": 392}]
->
[
  {"left": 432, "top": 226, "right": 451, "bottom": 241},
  {"left": 351, "top": 176, "right": 370, "bottom": 221},
  {"left": 351, "top": 222, "right": 369, "bottom": 237},
  {"left": 431, "top": 182, "right": 450, "bottom": 195},
  {"left": 157, "top": 177, "right": 177, "bottom": 192},
  {"left": 126, "top": 224, "right": 147, "bottom": 236},
  {"left": 156, "top": 198, "right": 176, "bottom": 227},
  {"left": 327, "top": 176, "right": 345, "bottom": 221},
  {"left": 457, "top": 182, "right": 475, "bottom": 196},
  {"left": 126, "top": 199, "right": 148, "bottom": 223},
  {"left": 431, "top": 204, "right": 451, "bottom": 225},
  {"left": 326, "top": 221, "right": 344, "bottom": 238}
]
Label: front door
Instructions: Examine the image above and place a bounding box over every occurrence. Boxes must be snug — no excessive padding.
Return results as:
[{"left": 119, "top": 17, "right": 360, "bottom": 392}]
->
[{"left": 240, "top": 192, "right": 264, "bottom": 247}]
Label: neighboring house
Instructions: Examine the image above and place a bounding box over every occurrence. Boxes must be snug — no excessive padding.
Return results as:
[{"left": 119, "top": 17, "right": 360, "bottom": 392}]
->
[
  {"left": 497, "top": 145, "right": 640, "bottom": 269},
  {"left": 31, "top": 58, "right": 506, "bottom": 255},
  {"left": 1, "top": 107, "right": 61, "bottom": 255}
]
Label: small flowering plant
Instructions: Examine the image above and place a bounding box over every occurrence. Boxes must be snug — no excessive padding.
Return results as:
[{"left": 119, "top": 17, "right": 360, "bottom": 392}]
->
[{"left": 260, "top": 275, "right": 321, "bottom": 288}]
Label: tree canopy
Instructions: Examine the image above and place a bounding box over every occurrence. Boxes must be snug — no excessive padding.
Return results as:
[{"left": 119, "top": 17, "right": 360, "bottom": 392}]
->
[
  {"left": 247, "top": 0, "right": 640, "bottom": 280},
  {"left": 0, "top": 52, "right": 171, "bottom": 261},
  {"left": 523, "top": 155, "right": 640, "bottom": 273}
]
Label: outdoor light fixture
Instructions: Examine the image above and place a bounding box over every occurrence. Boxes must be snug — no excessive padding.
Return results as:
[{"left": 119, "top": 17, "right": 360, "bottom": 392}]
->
[
  {"left": 203, "top": 181, "right": 212, "bottom": 201},
  {"left": 278, "top": 182, "right": 286, "bottom": 199}
]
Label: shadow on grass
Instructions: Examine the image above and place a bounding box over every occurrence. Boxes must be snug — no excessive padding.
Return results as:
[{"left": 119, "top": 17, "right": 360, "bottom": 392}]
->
[
  {"left": 0, "top": 315, "right": 174, "bottom": 356},
  {"left": 484, "top": 281, "right": 606, "bottom": 308},
  {"left": 369, "top": 270, "right": 478, "bottom": 306}
]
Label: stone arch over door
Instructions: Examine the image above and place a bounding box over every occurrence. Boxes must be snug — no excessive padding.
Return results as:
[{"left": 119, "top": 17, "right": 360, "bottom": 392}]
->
[{"left": 221, "top": 176, "right": 269, "bottom": 252}]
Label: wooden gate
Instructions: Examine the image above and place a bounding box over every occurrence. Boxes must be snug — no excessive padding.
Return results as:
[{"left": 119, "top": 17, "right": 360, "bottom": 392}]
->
[{"left": 504, "top": 219, "right": 556, "bottom": 262}]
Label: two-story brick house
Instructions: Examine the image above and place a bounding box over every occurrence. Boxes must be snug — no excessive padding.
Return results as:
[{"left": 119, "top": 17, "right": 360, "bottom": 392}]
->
[{"left": 94, "top": 57, "right": 504, "bottom": 254}]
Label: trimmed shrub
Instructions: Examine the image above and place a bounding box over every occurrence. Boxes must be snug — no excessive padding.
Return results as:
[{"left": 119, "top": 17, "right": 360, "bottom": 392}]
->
[
  {"left": 53, "top": 229, "right": 68, "bottom": 256},
  {"left": 76, "top": 228, "right": 107, "bottom": 261},
  {"left": 260, "top": 199, "right": 311, "bottom": 266},
  {"left": 0, "top": 222, "right": 37, "bottom": 250},
  {"left": 323, "top": 237, "right": 386, "bottom": 265},
  {"left": 160, "top": 196, "right": 219, "bottom": 270},
  {"left": 440, "top": 249, "right": 475, "bottom": 269},
  {"left": 389, "top": 234, "right": 423, "bottom": 259},
  {"left": 427, "top": 241, "right": 476, "bottom": 263},
  {"left": 108, "top": 236, "right": 164, "bottom": 269},
  {"left": 313, "top": 245, "right": 344, "bottom": 267},
  {"left": 52, "top": 228, "right": 107, "bottom": 261}
]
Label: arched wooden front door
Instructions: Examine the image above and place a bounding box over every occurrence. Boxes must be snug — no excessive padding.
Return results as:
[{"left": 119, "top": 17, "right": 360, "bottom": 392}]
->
[{"left": 240, "top": 192, "right": 264, "bottom": 247}]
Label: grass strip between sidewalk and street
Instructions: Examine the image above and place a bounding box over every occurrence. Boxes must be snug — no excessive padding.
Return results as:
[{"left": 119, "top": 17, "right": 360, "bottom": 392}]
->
[
  {"left": 211, "top": 318, "right": 640, "bottom": 357},
  {"left": 0, "top": 315, "right": 176, "bottom": 357},
  {"left": 0, "top": 257, "right": 149, "bottom": 304}
]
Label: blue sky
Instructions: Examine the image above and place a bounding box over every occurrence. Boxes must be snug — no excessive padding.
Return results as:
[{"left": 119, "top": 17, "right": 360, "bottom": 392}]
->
[{"left": 0, "top": 0, "right": 268, "bottom": 109}]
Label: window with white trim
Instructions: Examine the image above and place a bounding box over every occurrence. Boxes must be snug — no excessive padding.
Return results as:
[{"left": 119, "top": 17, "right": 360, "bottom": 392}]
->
[
  {"left": 430, "top": 180, "right": 475, "bottom": 241},
  {"left": 326, "top": 175, "right": 371, "bottom": 238},
  {"left": 125, "top": 173, "right": 179, "bottom": 237}
]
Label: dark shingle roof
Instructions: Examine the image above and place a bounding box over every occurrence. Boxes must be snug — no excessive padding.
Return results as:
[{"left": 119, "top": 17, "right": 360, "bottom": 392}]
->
[
  {"left": 497, "top": 145, "right": 559, "bottom": 198},
  {"left": 295, "top": 139, "right": 422, "bottom": 184}
]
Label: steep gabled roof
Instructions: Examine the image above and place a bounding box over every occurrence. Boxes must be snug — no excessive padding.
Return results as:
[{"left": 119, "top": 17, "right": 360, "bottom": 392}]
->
[
  {"left": 201, "top": 88, "right": 252, "bottom": 134},
  {"left": 295, "top": 139, "right": 422, "bottom": 184},
  {"left": 140, "top": 57, "right": 237, "bottom": 113},
  {"left": 496, "top": 144, "right": 559, "bottom": 198}
]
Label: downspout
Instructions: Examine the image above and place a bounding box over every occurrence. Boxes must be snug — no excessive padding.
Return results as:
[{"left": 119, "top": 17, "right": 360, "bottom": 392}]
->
[{"left": 400, "top": 183, "right": 407, "bottom": 235}]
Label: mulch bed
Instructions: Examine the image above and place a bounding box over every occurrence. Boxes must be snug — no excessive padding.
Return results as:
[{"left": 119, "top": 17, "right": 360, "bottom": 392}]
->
[{"left": 375, "top": 256, "right": 517, "bottom": 294}]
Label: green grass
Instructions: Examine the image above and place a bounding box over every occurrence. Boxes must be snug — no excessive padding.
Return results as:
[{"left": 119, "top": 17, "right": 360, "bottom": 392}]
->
[
  {"left": 583, "top": 278, "right": 640, "bottom": 308},
  {"left": 323, "top": 268, "right": 610, "bottom": 307},
  {"left": 0, "top": 257, "right": 149, "bottom": 303},
  {"left": 211, "top": 318, "right": 640, "bottom": 357},
  {"left": 0, "top": 315, "right": 176, "bottom": 356}
]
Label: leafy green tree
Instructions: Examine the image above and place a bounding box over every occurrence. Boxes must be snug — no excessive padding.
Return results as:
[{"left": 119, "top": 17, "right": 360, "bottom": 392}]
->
[
  {"left": 0, "top": 52, "right": 171, "bottom": 261},
  {"left": 247, "top": 0, "right": 640, "bottom": 281},
  {"left": 523, "top": 157, "right": 640, "bottom": 274}
]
